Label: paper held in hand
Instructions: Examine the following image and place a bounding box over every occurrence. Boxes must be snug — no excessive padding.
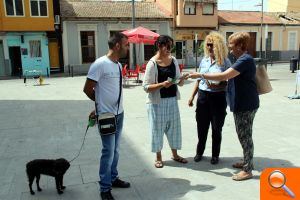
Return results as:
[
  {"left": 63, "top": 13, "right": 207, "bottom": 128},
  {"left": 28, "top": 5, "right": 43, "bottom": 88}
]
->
[
  {"left": 167, "top": 74, "right": 189, "bottom": 84},
  {"left": 167, "top": 77, "right": 181, "bottom": 84}
]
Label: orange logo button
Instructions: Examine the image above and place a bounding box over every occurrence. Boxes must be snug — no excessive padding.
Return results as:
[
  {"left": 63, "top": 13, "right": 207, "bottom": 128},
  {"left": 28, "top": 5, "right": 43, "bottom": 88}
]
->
[{"left": 261, "top": 168, "right": 300, "bottom": 199}]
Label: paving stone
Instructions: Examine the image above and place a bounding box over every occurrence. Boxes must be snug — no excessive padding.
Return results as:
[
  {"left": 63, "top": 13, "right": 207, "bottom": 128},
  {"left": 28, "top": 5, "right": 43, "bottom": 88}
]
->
[{"left": 0, "top": 64, "right": 299, "bottom": 200}]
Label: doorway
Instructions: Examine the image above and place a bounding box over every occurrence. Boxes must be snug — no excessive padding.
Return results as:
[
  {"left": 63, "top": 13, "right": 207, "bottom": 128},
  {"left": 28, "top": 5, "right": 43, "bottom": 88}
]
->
[
  {"left": 175, "top": 41, "right": 186, "bottom": 65},
  {"left": 48, "top": 39, "right": 60, "bottom": 69},
  {"left": 248, "top": 32, "right": 257, "bottom": 58},
  {"left": 144, "top": 44, "right": 155, "bottom": 61},
  {"left": 9, "top": 46, "right": 22, "bottom": 76},
  {"left": 0, "top": 41, "right": 5, "bottom": 76}
]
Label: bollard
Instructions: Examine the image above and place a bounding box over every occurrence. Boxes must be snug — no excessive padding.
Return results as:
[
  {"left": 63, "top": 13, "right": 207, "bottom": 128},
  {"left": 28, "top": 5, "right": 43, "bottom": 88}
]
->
[
  {"left": 290, "top": 57, "right": 298, "bottom": 73},
  {"left": 270, "top": 55, "right": 273, "bottom": 66},
  {"left": 19, "top": 67, "right": 22, "bottom": 79},
  {"left": 68, "top": 64, "right": 70, "bottom": 76}
]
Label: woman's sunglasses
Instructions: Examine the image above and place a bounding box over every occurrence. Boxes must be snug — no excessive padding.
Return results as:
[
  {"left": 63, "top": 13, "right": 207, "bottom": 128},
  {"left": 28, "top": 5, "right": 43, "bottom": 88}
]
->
[{"left": 207, "top": 43, "right": 213, "bottom": 48}]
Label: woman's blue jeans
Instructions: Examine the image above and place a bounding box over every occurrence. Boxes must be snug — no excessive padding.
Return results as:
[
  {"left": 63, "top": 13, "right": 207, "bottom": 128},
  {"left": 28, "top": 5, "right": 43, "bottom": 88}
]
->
[{"left": 98, "top": 112, "right": 124, "bottom": 192}]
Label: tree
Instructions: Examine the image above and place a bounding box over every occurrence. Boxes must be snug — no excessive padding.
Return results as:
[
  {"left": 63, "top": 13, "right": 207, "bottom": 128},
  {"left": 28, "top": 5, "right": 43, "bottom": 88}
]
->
[{"left": 198, "top": 41, "right": 204, "bottom": 56}]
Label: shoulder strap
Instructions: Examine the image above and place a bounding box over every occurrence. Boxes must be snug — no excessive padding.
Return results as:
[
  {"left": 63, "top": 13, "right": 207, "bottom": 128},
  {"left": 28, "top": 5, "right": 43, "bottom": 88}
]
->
[
  {"left": 149, "top": 59, "right": 157, "bottom": 68},
  {"left": 116, "top": 63, "right": 122, "bottom": 116}
]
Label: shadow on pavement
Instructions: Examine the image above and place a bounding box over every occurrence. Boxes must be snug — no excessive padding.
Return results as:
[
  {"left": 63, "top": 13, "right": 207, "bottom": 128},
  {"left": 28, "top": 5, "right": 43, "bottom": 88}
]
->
[
  {"left": 163, "top": 156, "right": 296, "bottom": 178},
  {"left": 132, "top": 177, "right": 215, "bottom": 199},
  {"left": 0, "top": 100, "right": 214, "bottom": 200}
]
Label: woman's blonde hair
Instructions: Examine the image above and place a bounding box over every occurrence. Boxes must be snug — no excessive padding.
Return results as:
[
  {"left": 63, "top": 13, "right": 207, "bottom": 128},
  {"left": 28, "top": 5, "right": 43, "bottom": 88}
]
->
[
  {"left": 228, "top": 32, "right": 250, "bottom": 51},
  {"left": 204, "top": 31, "right": 228, "bottom": 66}
]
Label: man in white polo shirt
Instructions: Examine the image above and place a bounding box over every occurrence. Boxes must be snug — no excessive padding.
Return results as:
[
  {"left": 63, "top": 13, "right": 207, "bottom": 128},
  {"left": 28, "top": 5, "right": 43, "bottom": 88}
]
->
[{"left": 83, "top": 32, "right": 130, "bottom": 200}]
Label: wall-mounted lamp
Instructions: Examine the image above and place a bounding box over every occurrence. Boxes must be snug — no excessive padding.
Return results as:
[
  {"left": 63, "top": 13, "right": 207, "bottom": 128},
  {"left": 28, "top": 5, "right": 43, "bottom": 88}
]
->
[
  {"left": 54, "top": 15, "right": 60, "bottom": 25},
  {"left": 54, "top": 24, "right": 60, "bottom": 30}
]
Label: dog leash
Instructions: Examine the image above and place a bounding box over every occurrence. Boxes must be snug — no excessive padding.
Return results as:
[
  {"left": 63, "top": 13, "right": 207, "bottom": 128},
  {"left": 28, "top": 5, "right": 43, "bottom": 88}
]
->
[{"left": 68, "top": 124, "right": 90, "bottom": 163}]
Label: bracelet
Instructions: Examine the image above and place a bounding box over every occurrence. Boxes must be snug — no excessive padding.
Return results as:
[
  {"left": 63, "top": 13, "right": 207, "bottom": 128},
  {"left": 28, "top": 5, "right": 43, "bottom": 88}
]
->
[{"left": 200, "top": 73, "right": 205, "bottom": 79}]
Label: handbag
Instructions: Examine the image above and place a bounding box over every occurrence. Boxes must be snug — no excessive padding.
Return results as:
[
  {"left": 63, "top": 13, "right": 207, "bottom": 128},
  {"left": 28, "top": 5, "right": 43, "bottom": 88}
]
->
[
  {"left": 98, "top": 112, "right": 117, "bottom": 135},
  {"left": 96, "top": 63, "right": 122, "bottom": 136},
  {"left": 255, "top": 63, "right": 272, "bottom": 95}
]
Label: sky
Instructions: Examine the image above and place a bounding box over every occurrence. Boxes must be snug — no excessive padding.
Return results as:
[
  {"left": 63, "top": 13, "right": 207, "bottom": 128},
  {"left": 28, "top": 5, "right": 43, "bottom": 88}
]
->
[{"left": 218, "top": 0, "right": 268, "bottom": 11}]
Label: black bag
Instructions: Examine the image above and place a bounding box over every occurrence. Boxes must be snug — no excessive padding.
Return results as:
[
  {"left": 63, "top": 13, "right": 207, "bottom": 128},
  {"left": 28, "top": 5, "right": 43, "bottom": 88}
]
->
[
  {"left": 98, "top": 113, "right": 116, "bottom": 135},
  {"left": 97, "top": 63, "right": 122, "bottom": 136}
]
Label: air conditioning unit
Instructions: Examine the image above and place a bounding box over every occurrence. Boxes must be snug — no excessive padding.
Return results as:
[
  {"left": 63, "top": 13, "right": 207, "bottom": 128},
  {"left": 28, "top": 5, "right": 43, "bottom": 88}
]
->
[{"left": 54, "top": 15, "right": 60, "bottom": 25}]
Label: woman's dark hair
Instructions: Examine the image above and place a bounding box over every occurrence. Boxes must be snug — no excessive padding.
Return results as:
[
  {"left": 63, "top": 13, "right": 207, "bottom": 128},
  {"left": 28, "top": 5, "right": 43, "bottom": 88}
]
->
[
  {"left": 154, "top": 35, "right": 174, "bottom": 50},
  {"left": 108, "top": 32, "right": 128, "bottom": 49}
]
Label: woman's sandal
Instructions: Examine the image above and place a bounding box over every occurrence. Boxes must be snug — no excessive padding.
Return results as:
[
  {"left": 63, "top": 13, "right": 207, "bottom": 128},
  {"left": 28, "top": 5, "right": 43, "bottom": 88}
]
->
[
  {"left": 172, "top": 156, "right": 188, "bottom": 164},
  {"left": 232, "top": 171, "right": 253, "bottom": 181},
  {"left": 232, "top": 162, "right": 244, "bottom": 169},
  {"left": 154, "top": 160, "right": 164, "bottom": 168}
]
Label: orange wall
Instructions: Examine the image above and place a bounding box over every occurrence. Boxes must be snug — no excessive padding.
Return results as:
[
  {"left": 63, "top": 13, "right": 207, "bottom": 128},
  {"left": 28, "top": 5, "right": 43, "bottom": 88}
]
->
[
  {"left": 287, "top": 0, "right": 300, "bottom": 12},
  {"left": 268, "top": 0, "right": 300, "bottom": 12},
  {"left": 0, "top": 13, "right": 3, "bottom": 30},
  {"left": 155, "top": 0, "right": 173, "bottom": 13},
  {"left": 0, "top": 0, "right": 54, "bottom": 31},
  {"left": 176, "top": 1, "right": 218, "bottom": 28}
]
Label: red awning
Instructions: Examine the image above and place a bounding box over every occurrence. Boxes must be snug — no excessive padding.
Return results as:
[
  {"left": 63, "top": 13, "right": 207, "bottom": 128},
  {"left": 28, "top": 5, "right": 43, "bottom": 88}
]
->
[{"left": 122, "top": 26, "right": 160, "bottom": 44}]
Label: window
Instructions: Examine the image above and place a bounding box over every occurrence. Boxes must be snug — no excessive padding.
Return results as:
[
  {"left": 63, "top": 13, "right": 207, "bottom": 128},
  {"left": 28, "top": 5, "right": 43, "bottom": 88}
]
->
[
  {"left": 144, "top": 45, "right": 155, "bottom": 61},
  {"left": 226, "top": 32, "right": 233, "bottom": 43},
  {"left": 184, "top": 3, "right": 196, "bottom": 15},
  {"left": 288, "top": 32, "right": 297, "bottom": 50},
  {"left": 203, "top": 3, "right": 214, "bottom": 15},
  {"left": 80, "top": 31, "right": 95, "bottom": 63},
  {"left": 266, "top": 32, "right": 272, "bottom": 52},
  {"left": 5, "top": 0, "right": 24, "bottom": 16},
  {"left": 193, "top": 40, "right": 202, "bottom": 54},
  {"left": 175, "top": 0, "right": 178, "bottom": 15},
  {"left": 29, "top": 40, "right": 42, "bottom": 57},
  {"left": 176, "top": 42, "right": 183, "bottom": 59},
  {"left": 143, "top": 30, "right": 157, "bottom": 61},
  {"left": 30, "top": 0, "right": 48, "bottom": 16},
  {"left": 265, "top": 32, "right": 272, "bottom": 59}
]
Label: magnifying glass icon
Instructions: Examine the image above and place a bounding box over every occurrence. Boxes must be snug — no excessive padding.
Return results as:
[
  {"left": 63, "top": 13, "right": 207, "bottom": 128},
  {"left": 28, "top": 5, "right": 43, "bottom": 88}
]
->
[{"left": 268, "top": 170, "right": 295, "bottom": 198}]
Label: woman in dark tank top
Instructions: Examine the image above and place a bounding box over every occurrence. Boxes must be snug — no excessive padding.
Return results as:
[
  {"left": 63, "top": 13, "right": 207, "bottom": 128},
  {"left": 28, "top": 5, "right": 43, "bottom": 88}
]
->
[{"left": 143, "top": 35, "right": 188, "bottom": 168}]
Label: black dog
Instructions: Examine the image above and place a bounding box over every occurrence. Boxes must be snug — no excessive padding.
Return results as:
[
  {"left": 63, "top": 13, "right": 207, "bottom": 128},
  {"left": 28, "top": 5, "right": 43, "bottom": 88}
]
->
[{"left": 26, "top": 158, "right": 70, "bottom": 195}]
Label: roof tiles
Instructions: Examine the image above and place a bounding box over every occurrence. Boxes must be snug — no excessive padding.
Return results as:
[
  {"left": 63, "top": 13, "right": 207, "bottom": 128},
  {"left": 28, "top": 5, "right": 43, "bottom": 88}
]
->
[
  {"left": 60, "top": 0, "right": 172, "bottom": 19},
  {"left": 218, "top": 11, "right": 300, "bottom": 25}
]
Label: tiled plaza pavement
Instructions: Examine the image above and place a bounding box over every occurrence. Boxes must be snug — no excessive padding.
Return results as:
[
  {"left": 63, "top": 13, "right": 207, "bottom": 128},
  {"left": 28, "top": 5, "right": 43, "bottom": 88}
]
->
[{"left": 0, "top": 63, "right": 299, "bottom": 200}]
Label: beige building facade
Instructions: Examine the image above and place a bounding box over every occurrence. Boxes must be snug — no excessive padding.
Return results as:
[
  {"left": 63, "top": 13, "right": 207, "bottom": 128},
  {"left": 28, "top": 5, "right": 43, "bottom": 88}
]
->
[
  {"left": 219, "top": 25, "right": 300, "bottom": 61},
  {"left": 219, "top": 11, "right": 300, "bottom": 61},
  {"left": 268, "top": 0, "right": 300, "bottom": 13},
  {"left": 156, "top": 0, "right": 218, "bottom": 67},
  {"left": 155, "top": 1, "right": 300, "bottom": 63}
]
